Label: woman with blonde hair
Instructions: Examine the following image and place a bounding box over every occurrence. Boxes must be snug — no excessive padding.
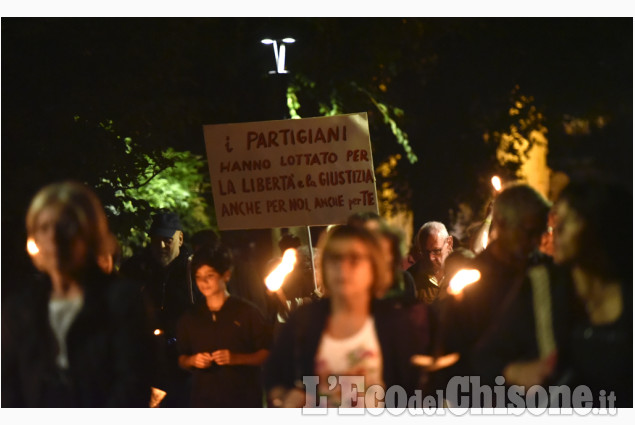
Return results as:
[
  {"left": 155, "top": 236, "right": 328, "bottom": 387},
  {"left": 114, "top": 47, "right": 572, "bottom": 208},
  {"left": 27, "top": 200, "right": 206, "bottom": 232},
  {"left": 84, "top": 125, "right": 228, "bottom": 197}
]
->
[
  {"left": 263, "top": 224, "right": 421, "bottom": 408},
  {"left": 2, "top": 181, "right": 153, "bottom": 407}
]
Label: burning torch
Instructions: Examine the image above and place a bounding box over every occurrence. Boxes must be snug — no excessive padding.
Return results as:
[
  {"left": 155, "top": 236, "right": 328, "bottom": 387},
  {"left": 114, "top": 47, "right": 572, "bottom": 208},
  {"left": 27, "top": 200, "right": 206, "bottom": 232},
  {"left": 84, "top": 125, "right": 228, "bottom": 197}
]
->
[
  {"left": 265, "top": 248, "right": 297, "bottom": 291},
  {"left": 472, "top": 176, "right": 503, "bottom": 253},
  {"left": 265, "top": 248, "right": 298, "bottom": 316},
  {"left": 447, "top": 268, "right": 481, "bottom": 299}
]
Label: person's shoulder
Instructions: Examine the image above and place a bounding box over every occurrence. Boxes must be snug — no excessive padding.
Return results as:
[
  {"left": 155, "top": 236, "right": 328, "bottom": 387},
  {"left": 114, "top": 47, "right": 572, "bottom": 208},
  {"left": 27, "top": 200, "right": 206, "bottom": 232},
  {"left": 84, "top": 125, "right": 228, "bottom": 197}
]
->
[
  {"left": 175, "top": 248, "right": 192, "bottom": 264},
  {"left": 165, "top": 249, "right": 191, "bottom": 273},
  {"left": 401, "top": 269, "right": 416, "bottom": 288},
  {"left": 281, "top": 297, "right": 330, "bottom": 327},
  {"left": 406, "top": 261, "right": 422, "bottom": 275},
  {"left": 373, "top": 297, "right": 410, "bottom": 315},
  {"left": 226, "top": 295, "right": 269, "bottom": 320},
  {"left": 228, "top": 295, "right": 260, "bottom": 311},
  {"left": 119, "top": 248, "right": 154, "bottom": 275},
  {"left": 2, "top": 272, "right": 49, "bottom": 323}
]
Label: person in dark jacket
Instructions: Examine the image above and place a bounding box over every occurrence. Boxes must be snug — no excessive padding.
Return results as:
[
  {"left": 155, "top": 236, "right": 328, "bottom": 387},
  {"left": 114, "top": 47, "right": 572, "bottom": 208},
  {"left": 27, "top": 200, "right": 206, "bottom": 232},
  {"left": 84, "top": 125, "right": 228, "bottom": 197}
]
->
[
  {"left": 119, "top": 211, "right": 196, "bottom": 407},
  {"left": 263, "top": 225, "right": 424, "bottom": 408},
  {"left": 1, "top": 181, "right": 153, "bottom": 407},
  {"left": 434, "top": 183, "right": 551, "bottom": 407}
]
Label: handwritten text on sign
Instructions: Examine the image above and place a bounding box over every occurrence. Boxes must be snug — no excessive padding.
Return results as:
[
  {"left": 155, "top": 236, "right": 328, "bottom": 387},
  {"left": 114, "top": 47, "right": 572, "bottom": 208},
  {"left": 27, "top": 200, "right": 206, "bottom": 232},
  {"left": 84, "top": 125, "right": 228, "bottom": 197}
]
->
[{"left": 203, "top": 113, "right": 378, "bottom": 230}]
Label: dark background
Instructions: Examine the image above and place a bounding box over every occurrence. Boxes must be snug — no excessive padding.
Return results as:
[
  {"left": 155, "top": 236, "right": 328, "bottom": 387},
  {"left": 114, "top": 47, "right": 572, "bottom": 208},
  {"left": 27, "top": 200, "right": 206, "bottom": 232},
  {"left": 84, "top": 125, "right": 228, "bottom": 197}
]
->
[{"left": 2, "top": 18, "right": 632, "bottom": 290}]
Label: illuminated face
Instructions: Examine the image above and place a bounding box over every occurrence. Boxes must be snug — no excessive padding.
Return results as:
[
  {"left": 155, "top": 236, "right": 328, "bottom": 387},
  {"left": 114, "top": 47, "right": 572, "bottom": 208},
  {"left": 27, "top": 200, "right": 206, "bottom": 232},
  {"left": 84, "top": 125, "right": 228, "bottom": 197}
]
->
[
  {"left": 322, "top": 238, "right": 374, "bottom": 300},
  {"left": 421, "top": 232, "right": 453, "bottom": 275},
  {"left": 31, "top": 205, "right": 87, "bottom": 277},
  {"left": 194, "top": 264, "right": 230, "bottom": 298},
  {"left": 151, "top": 230, "right": 182, "bottom": 267},
  {"left": 552, "top": 201, "right": 584, "bottom": 265}
]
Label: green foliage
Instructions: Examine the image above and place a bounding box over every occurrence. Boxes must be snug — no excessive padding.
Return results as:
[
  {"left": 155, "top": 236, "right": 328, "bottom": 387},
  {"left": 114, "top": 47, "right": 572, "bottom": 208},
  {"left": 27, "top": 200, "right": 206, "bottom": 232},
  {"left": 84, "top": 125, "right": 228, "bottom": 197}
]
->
[
  {"left": 286, "top": 85, "right": 302, "bottom": 119},
  {"left": 285, "top": 72, "right": 417, "bottom": 217},
  {"left": 75, "top": 117, "right": 214, "bottom": 258},
  {"left": 354, "top": 83, "right": 418, "bottom": 164},
  {"left": 121, "top": 148, "right": 213, "bottom": 255},
  {"left": 285, "top": 75, "right": 418, "bottom": 164}
]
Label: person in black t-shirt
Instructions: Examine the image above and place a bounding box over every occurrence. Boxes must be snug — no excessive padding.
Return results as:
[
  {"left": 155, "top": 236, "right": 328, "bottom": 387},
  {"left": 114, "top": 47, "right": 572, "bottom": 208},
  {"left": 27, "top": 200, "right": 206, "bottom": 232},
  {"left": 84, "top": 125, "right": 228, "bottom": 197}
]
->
[{"left": 176, "top": 243, "right": 272, "bottom": 407}]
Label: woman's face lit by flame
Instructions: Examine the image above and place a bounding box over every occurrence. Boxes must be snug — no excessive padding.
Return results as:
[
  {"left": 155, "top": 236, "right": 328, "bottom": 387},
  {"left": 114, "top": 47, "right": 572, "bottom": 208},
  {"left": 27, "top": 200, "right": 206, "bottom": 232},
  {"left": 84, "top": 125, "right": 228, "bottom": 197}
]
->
[{"left": 29, "top": 205, "right": 87, "bottom": 278}]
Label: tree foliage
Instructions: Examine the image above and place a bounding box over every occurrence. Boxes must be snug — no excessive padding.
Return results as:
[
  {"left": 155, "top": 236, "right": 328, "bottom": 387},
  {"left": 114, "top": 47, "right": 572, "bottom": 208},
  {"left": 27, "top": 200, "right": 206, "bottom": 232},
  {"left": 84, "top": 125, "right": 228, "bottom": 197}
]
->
[
  {"left": 74, "top": 116, "right": 214, "bottom": 257},
  {"left": 2, "top": 18, "right": 631, "bottom": 273},
  {"left": 484, "top": 85, "right": 548, "bottom": 179}
]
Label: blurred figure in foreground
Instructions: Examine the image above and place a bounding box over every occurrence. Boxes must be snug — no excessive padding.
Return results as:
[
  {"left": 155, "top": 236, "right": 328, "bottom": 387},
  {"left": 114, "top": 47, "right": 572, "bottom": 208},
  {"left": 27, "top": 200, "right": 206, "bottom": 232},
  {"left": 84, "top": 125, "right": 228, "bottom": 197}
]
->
[
  {"left": 347, "top": 212, "right": 416, "bottom": 303},
  {"left": 551, "top": 179, "right": 631, "bottom": 406},
  {"left": 435, "top": 183, "right": 551, "bottom": 405},
  {"left": 472, "top": 178, "right": 632, "bottom": 407},
  {"left": 263, "top": 225, "right": 422, "bottom": 408},
  {"left": 177, "top": 243, "right": 271, "bottom": 407},
  {"left": 2, "top": 181, "right": 153, "bottom": 407}
]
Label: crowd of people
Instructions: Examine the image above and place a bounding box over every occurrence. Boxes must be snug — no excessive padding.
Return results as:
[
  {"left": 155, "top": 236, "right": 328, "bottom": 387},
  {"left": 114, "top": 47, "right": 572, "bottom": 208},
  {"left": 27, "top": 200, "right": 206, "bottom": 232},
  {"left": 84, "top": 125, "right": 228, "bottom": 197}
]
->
[{"left": 1, "top": 177, "right": 632, "bottom": 408}]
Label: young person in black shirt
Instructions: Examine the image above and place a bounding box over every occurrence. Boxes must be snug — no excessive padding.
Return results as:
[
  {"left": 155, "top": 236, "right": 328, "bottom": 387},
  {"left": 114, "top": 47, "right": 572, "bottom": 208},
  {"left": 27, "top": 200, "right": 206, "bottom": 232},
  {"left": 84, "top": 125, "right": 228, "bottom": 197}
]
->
[{"left": 176, "top": 243, "right": 272, "bottom": 407}]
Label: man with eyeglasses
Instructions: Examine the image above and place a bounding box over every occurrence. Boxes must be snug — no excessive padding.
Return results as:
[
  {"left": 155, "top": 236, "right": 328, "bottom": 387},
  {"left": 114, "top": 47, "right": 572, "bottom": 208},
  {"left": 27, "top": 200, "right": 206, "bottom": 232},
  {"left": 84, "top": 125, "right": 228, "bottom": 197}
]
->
[{"left": 407, "top": 221, "right": 454, "bottom": 304}]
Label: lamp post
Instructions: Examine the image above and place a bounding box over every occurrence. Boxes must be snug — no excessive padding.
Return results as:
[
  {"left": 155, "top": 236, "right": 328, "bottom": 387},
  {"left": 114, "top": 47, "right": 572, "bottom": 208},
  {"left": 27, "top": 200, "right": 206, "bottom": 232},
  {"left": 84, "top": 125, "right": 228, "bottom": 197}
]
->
[{"left": 261, "top": 37, "right": 295, "bottom": 74}]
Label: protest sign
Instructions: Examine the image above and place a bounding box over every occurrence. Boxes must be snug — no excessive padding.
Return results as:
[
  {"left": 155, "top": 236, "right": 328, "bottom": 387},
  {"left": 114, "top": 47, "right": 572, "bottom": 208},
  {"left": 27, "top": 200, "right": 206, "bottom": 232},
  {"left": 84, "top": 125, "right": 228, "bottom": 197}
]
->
[{"left": 203, "top": 113, "right": 378, "bottom": 230}]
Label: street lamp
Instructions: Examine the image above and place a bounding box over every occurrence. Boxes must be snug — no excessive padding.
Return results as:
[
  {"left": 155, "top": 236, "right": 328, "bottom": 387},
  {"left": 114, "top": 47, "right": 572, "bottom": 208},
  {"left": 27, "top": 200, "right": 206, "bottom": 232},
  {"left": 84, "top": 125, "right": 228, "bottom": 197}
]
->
[{"left": 261, "top": 37, "right": 295, "bottom": 74}]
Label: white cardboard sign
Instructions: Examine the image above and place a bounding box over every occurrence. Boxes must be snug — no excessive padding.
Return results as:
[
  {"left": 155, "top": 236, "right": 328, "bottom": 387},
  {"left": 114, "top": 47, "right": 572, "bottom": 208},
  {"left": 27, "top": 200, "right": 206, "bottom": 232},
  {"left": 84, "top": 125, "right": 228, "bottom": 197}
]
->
[{"left": 203, "top": 113, "right": 379, "bottom": 230}]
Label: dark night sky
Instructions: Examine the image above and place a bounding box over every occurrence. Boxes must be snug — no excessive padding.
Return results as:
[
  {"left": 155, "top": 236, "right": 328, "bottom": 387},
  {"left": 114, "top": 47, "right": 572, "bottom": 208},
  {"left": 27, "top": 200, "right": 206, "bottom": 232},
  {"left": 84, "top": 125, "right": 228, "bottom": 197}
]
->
[{"left": 1, "top": 16, "right": 633, "bottom": 282}]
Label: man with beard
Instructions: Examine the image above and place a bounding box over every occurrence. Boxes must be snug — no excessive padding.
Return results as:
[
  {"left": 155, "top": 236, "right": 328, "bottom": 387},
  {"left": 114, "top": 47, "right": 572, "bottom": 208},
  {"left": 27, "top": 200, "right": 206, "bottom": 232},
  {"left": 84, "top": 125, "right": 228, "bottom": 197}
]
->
[{"left": 120, "top": 211, "right": 196, "bottom": 407}]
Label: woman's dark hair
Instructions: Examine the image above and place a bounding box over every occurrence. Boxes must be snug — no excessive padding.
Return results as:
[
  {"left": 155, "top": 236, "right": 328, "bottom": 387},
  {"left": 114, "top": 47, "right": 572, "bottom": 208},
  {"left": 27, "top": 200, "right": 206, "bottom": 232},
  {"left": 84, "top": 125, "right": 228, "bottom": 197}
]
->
[
  {"left": 557, "top": 178, "right": 632, "bottom": 283},
  {"left": 191, "top": 229, "right": 220, "bottom": 252},
  {"left": 278, "top": 233, "right": 301, "bottom": 252},
  {"left": 347, "top": 211, "right": 383, "bottom": 228},
  {"left": 191, "top": 242, "right": 234, "bottom": 276}
]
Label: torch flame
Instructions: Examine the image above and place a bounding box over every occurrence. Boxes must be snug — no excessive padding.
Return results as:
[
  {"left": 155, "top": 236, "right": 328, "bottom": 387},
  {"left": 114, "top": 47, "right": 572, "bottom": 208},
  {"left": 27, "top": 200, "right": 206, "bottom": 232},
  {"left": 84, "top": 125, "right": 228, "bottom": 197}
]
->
[
  {"left": 481, "top": 230, "right": 489, "bottom": 250},
  {"left": 448, "top": 269, "right": 481, "bottom": 296},
  {"left": 491, "top": 176, "right": 502, "bottom": 192},
  {"left": 265, "top": 248, "right": 297, "bottom": 291},
  {"left": 27, "top": 238, "right": 39, "bottom": 256},
  {"left": 154, "top": 329, "right": 163, "bottom": 336}
]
